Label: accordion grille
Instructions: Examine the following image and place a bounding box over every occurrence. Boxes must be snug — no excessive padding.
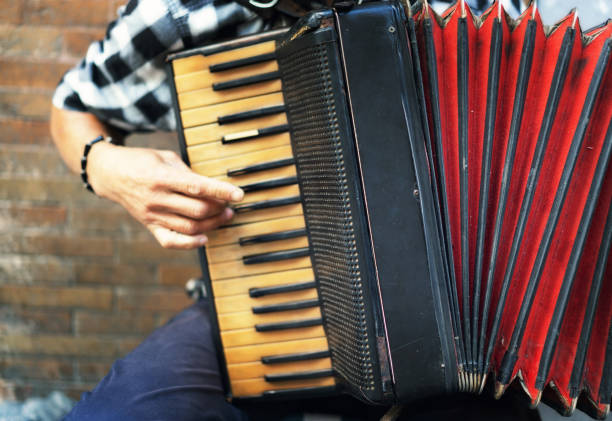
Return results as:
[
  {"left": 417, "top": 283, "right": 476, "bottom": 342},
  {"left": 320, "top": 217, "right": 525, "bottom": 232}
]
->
[{"left": 278, "top": 43, "right": 375, "bottom": 392}]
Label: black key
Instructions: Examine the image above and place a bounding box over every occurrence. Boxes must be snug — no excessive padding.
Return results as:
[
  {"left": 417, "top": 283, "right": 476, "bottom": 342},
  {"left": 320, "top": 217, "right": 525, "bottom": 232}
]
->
[
  {"left": 240, "top": 228, "right": 306, "bottom": 246},
  {"left": 262, "top": 385, "right": 337, "bottom": 398},
  {"left": 232, "top": 196, "right": 300, "bottom": 213},
  {"left": 228, "top": 158, "right": 295, "bottom": 177},
  {"left": 243, "top": 247, "right": 310, "bottom": 265},
  {"left": 249, "top": 281, "right": 316, "bottom": 298},
  {"left": 240, "top": 176, "right": 298, "bottom": 193},
  {"left": 218, "top": 105, "right": 286, "bottom": 125},
  {"left": 265, "top": 369, "right": 334, "bottom": 383},
  {"left": 209, "top": 52, "right": 276, "bottom": 73},
  {"left": 222, "top": 124, "right": 289, "bottom": 144},
  {"left": 212, "top": 71, "right": 280, "bottom": 91},
  {"left": 255, "top": 317, "right": 322, "bottom": 332},
  {"left": 262, "top": 350, "right": 330, "bottom": 365},
  {"left": 252, "top": 298, "right": 319, "bottom": 314}
]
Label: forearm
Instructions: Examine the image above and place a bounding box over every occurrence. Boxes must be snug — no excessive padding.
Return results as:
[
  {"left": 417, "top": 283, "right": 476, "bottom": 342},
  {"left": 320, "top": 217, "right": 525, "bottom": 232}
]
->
[{"left": 50, "top": 105, "right": 123, "bottom": 176}]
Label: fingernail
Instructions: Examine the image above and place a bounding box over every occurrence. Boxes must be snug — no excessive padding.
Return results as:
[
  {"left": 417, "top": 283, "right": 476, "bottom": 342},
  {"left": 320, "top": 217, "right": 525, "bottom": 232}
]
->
[
  {"left": 230, "top": 188, "right": 244, "bottom": 202},
  {"left": 224, "top": 207, "right": 234, "bottom": 219},
  {"left": 199, "top": 236, "right": 208, "bottom": 245}
]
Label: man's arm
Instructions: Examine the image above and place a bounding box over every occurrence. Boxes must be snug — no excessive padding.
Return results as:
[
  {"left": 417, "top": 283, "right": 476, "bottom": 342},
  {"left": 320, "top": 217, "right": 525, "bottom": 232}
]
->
[{"left": 50, "top": 105, "right": 244, "bottom": 249}]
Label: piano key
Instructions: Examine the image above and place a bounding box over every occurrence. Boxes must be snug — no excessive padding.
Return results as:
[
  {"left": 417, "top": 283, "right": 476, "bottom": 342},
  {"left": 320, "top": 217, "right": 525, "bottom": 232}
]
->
[
  {"left": 207, "top": 215, "right": 305, "bottom": 246},
  {"left": 184, "top": 114, "right": 288, "bottom": 147},
  {"left": 252, "top": 298, "right": 319, "bottom": 314},
  {"left": 255, "top": 317, "right": 322, "bottom": 332},
  {"left": 227, "top": 357, "right": 331, "bottom": 381},
  {"left": 242, "top": 247, "right": 310, "bottom": 265},
  {"left": 265, "top": 368, "right": 333, "bottom": 382},
  {"left": 230, "top": 376, "right": 335, "bottom": 397},
  {"left": 222, "top": 124, "right": 289, "bottom": 144},
  {"left": 210, "top": 52, "right": 276, "bottom": 73},
  {"left": 207, "top": 236, "right": 309, "bottom": 263},
  {"left": 215, "top": 289, "right": 318, "bottom": 313},
  {"left": 211, "top": 268, "right": 315, "bottom": 298},
  {"left": 228, "top": 157, "right": 294, "bottom": 176},
  {"left": 231, "top": 201, "right": 303, "bottom": 225},
  {"left": 218, "top": 307, "right": 322, "bottom": 330},
  {"left": 178, "top": 79, "right": 281, "bottom": 111},
  {"left": 240, "top": 228, "right": 306, "bottom": 246},
  {"left": 233, "top": 196, "right": 300, "bottom": 214},
  {"left": 171, "top": 40, "right": 276, "bottom": 76},
  {"left": 190, "top": 144, "right": 293, "bottom": 176},
  {"left": 213, "top": 71, "right": 280, "bottom": 91},
  {"left": 182, "top": 92, "right": 284, "bottom": 129},
  {"left": 221, "top": 324, "right": 325, "bottom": 347},
  {"left": 174, "top": 60, "right": 279, "bottom": 93},
  {"left": 261, "top": 350, "right": 330, "bottom": 364},
  {"left": 218, "top": 104, "right": 286, "bottom": 125},
  {"left": 224, "top": 336, "right": 327, "bottom": 364},
  {"left": 187, "top": 134, "right": 290, "bottom": 164},
  {"left": 249, "top": 280, "right": 316, "bottom": 298},
  {"left": 261, "top": 384, "right": 337, "bottom": 398},
  {"left": 239, "top": 185, "right": 301, "bottom": 205},
  {"left": 208, "top": 256, "right": 311, "bottom": 280},
  {"left": 214, "top": 166, "right": 297, "bottom": 191},
  {"left": 240, "top": 176, "right": 298, "bottom": 193}
]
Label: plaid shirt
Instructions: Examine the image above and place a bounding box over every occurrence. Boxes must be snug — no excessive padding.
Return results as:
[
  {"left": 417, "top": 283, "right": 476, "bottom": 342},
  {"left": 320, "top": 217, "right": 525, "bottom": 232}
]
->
[
  {"left": 52, "top": 0, "right": 524, "bottom": 135},
  {"left": 52, "top": 0, "right": 263, "bottom": 133}
]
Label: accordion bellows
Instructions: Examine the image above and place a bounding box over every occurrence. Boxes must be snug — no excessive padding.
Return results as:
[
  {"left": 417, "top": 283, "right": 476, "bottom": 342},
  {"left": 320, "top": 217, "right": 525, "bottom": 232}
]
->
[{"left": 410, "top": 1, "right": 611, "bottom": 415}]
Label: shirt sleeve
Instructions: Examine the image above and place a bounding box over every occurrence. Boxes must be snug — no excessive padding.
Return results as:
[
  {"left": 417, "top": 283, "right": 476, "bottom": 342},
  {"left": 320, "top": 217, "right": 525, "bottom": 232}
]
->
[{"left": 52, "top": 0, "right": 257, "bottom": 133}]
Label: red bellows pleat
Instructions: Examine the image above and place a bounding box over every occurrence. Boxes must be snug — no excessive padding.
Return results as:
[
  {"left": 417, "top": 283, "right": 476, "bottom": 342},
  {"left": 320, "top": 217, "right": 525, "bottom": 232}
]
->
[{"left": 414, "top": 1, "right": 612, "bottom": 413}]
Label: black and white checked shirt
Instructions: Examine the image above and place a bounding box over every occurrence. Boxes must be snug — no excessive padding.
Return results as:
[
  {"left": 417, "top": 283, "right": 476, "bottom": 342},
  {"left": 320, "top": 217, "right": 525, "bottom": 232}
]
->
[
  {"left": 52, "top": 0, "right": 525, "bottom": 135},
  {"left": 52, "top": 0, "right": 263, "bottom": 133}
]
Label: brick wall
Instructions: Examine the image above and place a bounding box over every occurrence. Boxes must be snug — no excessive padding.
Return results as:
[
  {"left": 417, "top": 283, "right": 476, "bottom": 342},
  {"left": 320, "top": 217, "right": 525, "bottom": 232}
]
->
[{"left": 0, "top": 0, "right": 200, "bottom": 400}]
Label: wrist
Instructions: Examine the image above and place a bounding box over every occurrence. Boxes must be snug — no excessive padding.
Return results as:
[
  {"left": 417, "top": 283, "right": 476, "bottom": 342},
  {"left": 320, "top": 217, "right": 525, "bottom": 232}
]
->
[{"left": 85, "top": 140, "right": 120, "bottom": 197}]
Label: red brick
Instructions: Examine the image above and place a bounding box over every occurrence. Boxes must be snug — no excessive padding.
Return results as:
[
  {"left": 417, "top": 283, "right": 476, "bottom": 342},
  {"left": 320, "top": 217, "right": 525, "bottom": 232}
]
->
[
  {"left": 1, "top": 233, "right": 114, "bottom": 257},
  {"left": 11, "top": 381, "right": 96, "bottom": 401},
  {"left": 115, "top": 288, "right": 192, "bottom": 312},
  {"left": 159, "top": 263, "right": 202, "bottom": 287},
  {"left": 70, "top": 207, "right": 145, "bottom": 233},
  {"left": 0, "top": 334, "right": 140, "bottom": 357},
  {"left": 0, "top": 285, "right": 112, "bottom": 309},
  {"left": 0, "top": 176, "right": 94, "bottom": 202},
  {"left": 23, "top": 0, "right": 114, "bottom": 27},
  {"left": 75, "top": 262, "right": 157, "bottom": 285},
  {"left": 75, "top": 311, "right": 156, "bottom": 335},
  {"left": 0, "top": 90, "right": 53, "bottom": 120},
  {"left": 117, "top": 239, "right": 199, "bottom": 264},
  {"left": 77, "top": 361, "right": 113, "bottom": 382},
  {"left": 0, "top": 357, "right": 73, "bottom": 380},
  {"left": 0, "top": 118, "right": 52, "bottom": 145},
  {"left": 0, "top": 204, "right": 67, "bottom": 229},
  {"left": 0, "top": 379, "right": 16, "bottom": 400},
  {"left": 63, "top": 28, "right": 105, "bottom": 58},
  {"left": 0, "top": 308, "right": 72, "bottom": 334},
  {"left": 0, "top": 146, "right": 70, "bottom": 177},
  {"left": 0, "top": 25, "right": 62, "bottom": 58},
  {"left": 0, "top": 255, "right": 73, "bottom": 283},
  {"left": 0, "top": 59, "right": 71, "bottom": 89},
  {"left": 0, "top": 3, "right": 23, "bottom": 24}
]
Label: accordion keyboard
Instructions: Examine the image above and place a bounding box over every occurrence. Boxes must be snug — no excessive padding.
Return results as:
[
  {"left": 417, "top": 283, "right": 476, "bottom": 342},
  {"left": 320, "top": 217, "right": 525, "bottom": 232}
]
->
[{"left": 170, "top": 37, "right": 336, "bottom": 398}]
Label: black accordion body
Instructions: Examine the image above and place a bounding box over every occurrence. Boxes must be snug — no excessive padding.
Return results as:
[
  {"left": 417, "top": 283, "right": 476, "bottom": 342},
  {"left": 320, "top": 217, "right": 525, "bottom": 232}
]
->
[{"left": 167, "top": 1, "right": 612, "bottom": 418}]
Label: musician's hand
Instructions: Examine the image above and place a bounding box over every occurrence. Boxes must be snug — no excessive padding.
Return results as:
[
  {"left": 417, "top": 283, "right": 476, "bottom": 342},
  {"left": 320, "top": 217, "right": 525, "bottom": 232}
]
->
[{"left": 86, "top": 143, "right": 244, "bottom": 249}]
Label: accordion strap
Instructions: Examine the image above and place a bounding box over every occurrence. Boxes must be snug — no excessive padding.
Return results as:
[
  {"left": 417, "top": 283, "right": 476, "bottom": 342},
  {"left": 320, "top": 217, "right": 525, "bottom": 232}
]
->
[{"left": 234, "top": 0, "right": 335, "bottom": 20}]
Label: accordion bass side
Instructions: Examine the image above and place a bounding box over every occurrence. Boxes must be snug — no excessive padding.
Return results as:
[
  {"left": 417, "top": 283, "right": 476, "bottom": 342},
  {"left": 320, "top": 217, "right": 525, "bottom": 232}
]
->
[{"left": 167, "top": 1, "right": 612, "bottom": 417}]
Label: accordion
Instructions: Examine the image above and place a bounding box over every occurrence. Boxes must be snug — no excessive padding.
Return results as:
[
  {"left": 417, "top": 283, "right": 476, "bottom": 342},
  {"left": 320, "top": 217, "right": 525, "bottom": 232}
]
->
[{"left": 166, "top": 1, "right": 612, "bottom": 418}]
